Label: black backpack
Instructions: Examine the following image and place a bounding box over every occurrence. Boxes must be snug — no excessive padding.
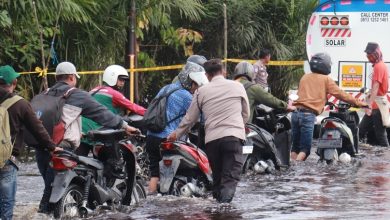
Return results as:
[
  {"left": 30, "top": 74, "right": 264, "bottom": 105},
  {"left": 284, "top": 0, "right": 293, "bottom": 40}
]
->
[
  {"left": 144, "top": 86, "right": 181, "bottom": 132},
  {"left": 24, "top": 87, "right": 75, "bottom": 146}
]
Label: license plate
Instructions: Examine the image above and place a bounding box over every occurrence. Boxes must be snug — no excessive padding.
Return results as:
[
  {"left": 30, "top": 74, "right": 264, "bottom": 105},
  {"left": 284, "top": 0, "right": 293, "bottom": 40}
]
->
[
  {"left": 317, "top": 138, "right": 342, "bottom": 149},
  {"left": 159, "top": 158, "right": 180, "bottom": 193},
  {"left": 243, "top": 145, "right": 254, "bottom": 154}
]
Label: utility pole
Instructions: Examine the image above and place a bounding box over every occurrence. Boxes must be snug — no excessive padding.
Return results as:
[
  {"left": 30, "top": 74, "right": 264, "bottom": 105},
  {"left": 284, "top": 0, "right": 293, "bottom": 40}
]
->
[
  {"left": 223, "top": 2, "right": 228, "bottom": 73},
  {"left": 126, "top": 0, "right": 137, "bottom": 102}
]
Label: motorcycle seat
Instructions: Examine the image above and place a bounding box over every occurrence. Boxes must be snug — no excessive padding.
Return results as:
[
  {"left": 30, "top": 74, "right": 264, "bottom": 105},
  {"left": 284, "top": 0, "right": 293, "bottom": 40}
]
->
[
  {"left": 127, "top": 114, "right": 144, "bottom": 122},
  {"left": 123, "top": 114, "right": 145, "bottom": 128},
  {"left": 77, "top": 156, "right": 104, "bottom": 170},
  {"left": 88, "top": 129, "right": 126, "bottom": 142}
]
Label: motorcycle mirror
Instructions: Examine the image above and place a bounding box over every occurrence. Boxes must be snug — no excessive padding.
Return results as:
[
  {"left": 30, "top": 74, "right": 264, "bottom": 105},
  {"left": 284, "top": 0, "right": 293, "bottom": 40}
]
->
[
  {"left": 359, "top": 87, "right": 367, "bottom": 93},
  {"left": 288, "top": 94, "right": 299, "bottom": 101}
]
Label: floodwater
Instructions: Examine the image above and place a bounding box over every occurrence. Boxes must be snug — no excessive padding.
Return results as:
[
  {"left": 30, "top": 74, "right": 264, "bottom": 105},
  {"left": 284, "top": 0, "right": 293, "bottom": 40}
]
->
[{"left": 14, "top": 144, "right": 390, "bottom": 220}]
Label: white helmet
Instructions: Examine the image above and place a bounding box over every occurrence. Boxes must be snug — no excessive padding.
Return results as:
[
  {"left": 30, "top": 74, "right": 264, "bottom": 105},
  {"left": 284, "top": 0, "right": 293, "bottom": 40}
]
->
[
  {"left": 103, "top": 65, "right": 129, "bottom": 86},
  {"left": 189, "top": 71, "right": 208, "bottom": 87}
]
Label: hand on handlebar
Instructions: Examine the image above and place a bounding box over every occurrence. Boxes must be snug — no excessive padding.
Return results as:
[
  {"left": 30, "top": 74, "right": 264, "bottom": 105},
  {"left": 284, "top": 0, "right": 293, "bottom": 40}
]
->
[
  {"left": 286, "top": 105, "right": 296, "bottom": 112},
  {"left": 54, "top": 147, "right": 63, "bottom": 152},
  {"left": 167, "top": 132, "right": 177, "bottom": 142},
  {"left": 356, "top": 100, "right": 369, "bottom": 108},
  {"left": 124, "top": 125, "right": 141, "bottom": 135}
]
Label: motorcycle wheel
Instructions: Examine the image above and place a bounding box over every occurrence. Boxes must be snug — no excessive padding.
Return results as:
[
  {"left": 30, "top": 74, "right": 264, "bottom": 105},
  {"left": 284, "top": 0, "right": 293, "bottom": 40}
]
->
[
  {"left": 169, "top": 177, "right": 187, "bottom": 196},
  {"left": 121, "top": 148, "right": 146, "bottom": 205},
  {"left": 53, "top": 184, "right": 84, "bottom": 219},
  {"left": 131, "top": 180, "right": 147, "bottom": 205}
]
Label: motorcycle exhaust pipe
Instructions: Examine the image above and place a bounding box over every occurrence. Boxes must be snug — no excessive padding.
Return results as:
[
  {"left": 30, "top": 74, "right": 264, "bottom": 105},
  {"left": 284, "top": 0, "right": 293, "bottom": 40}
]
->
[
  {"left": 79, "top": 206, "right": 93, "bottom": 218},
  {"left": 180, "top": 183, "right": 205, "bottom": 197},
  {"left": 254, "top": 161, "right": 268, "bottom": 174},
  {"left": 79, "top": 175, "right": 92, "bottom": 218},
  {"left": 253, "top": 160, "right": 276, "bottom": 174}
]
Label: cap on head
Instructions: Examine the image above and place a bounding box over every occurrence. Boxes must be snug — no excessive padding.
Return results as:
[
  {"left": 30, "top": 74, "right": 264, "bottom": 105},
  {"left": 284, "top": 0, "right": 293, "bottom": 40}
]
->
[
  {"left": 56, "top": 62, "right": 80, "bottom": 78},
  {"left": 187, "top": 55, "right": 207, "bottom": 67},
  {"left": 178, "top": 62, "right": 207, "bottom": 90},
  {"left": 0, "top": 65, "right": 20, "bottom": 85},
  {"left": 364, "top": 42, "right": 379, "bottom": 54}
]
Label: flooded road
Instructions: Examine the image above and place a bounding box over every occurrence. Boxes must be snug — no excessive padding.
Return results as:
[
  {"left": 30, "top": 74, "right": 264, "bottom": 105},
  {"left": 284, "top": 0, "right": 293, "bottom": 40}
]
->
[{"left": 15, "top": 144, "right": 390, "bottom": 219}]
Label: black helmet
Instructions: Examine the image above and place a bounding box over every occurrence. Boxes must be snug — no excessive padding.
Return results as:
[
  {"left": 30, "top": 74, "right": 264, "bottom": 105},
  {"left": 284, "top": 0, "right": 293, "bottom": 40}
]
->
[
  {"left": 187, "top": 55, "right": 207, "bottom": 67},
  {"left": 233, "top": 61, "right": 255, "bottom": 81},
  {"left": 309, "top": 53, "right": 332, "bottom": 75}
]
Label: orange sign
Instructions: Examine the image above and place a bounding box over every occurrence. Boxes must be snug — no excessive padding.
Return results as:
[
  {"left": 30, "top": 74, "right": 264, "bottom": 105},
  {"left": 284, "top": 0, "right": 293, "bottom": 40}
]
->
[{"left": 341, "top": 65, "right": 363, "bottom": 88}]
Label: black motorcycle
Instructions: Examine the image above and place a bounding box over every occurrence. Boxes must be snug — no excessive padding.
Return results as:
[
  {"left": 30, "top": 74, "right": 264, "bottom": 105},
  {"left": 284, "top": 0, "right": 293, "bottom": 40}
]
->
[
  {"left": 243, "top": 104, "right": 292, "bottom": 174},
  {"left": 315, "top": 101, "right": 360, "bottom": 164},
  {"left": 49, "top": 129, "right": 146, "bottom": 218},
  {"left": 123, "top": 114, "right": 150, "bottom": 181}
]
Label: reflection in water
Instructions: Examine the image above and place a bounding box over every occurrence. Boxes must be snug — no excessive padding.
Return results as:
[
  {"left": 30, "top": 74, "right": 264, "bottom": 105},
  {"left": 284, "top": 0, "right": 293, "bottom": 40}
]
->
[{"left": 15, "top": 145, "right": 390, "bottom": 219}]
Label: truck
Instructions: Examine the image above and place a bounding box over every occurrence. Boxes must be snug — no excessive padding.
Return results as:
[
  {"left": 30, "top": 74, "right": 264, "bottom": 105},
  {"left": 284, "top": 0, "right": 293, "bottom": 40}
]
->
[{"left": 306, "top": 0, "right": 390, "bottom": 104}]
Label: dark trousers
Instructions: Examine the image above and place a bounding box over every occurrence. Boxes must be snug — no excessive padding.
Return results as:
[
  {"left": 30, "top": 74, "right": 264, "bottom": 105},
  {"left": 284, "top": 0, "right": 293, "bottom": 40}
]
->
[
  {"left": 205, "top": 136, "right": 244, "bottom": 203},
  {"left": 145, "top": 135, "right": 164, "bottom": 178},
  {"left": 35, "top": 141, "right": 74, "bottom": 212},
  {"left": 35, "top": 149, "right": 55, "bottom": 211},
  {"left": 359, "top": 109, "right": 389, "bottom": 147}
]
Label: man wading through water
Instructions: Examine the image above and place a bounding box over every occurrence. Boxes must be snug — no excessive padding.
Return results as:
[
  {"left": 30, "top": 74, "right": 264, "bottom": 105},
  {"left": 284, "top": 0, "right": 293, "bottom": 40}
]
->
[
  {"left": 168, "top": 59, "right": 250, "bottom": 203},
  {"left": 292, "top": 53, "right": 367, "bottom": 161}
]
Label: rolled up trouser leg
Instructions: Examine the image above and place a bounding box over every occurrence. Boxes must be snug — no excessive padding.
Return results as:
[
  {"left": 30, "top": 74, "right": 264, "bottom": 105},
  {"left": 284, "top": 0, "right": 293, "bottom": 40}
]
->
[{"left": 218, "top": 137, "right": 244, "bottom": 203}]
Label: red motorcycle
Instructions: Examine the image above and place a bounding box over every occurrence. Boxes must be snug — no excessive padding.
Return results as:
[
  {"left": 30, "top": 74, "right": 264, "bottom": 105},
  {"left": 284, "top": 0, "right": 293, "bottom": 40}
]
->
[{"left": 158, "top": 141, "right": 213, "bottom": 197}]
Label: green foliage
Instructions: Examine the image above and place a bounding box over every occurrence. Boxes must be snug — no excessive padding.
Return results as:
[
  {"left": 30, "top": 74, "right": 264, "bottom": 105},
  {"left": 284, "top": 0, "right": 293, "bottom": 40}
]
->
[{"left": 0, "top": 0, "right": 318, "bottom": 103}]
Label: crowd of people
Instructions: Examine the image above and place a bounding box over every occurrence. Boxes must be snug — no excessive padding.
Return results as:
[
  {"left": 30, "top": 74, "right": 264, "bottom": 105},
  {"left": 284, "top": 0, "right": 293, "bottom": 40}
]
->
[{"left": 0, "top": 42, "right": 387, "bottom": 219}]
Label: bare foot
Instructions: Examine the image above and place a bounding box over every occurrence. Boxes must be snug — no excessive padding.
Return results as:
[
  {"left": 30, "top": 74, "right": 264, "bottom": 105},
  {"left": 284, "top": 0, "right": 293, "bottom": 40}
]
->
[
  {"left": 296, "top": 152, "right": 307, "bottom": 161},
  {"left": 148, "top": 177, "right": 159, "bottom": 193},
  {"left": 290, "top": 152, "right": 298, "bottom": 160}
]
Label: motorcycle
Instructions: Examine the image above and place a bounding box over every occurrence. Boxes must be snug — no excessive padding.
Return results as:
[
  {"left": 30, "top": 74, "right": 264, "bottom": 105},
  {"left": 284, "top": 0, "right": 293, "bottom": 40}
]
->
[
  {"left": 243, "top": 104, "right": 292, "bottom": 174},
  {"left": 49, "top": 129, "right": 146, "bottom": 218},
  {"left": 158, "top": 140, "right": 213, "bottom": 197},
  {"left": 316, "top": 101, "right": 360, "bottom": 164},
  {"left": 124, "top": 114, "right": 150, "bottom": 181}
]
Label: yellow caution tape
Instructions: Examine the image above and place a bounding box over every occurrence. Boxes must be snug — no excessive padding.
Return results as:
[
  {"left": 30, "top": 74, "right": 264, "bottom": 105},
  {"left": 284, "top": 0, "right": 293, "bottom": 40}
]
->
[
  {"left": 35, "top": 67, "right": 48, "bottom": 77},
  {"left": 18, "top": 59, "right": 304, "bottom": 75},
  {"left": 226, "top": 59, "right": 304, "bottom": 66},
  {"left": 131, "top": 64, "right": 185, "bottom": 73}
]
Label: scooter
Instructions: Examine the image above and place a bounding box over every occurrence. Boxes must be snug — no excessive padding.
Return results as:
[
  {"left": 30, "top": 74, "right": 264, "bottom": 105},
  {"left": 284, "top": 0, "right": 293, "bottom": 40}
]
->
[
  {"left": 243, "top": 104, "right": 292, "bottom": 174},
  {"left": 159, "top": 138, "right": 255, "bottom": 197},
  {"left": 49, "top": 129, "right": 146, "bottom": 218},
  {"left": 158, "top": 141, "right": 213, "bottom": 197},
  {"left": 316, "top": 101, "right": 360, "bottom": 164}
]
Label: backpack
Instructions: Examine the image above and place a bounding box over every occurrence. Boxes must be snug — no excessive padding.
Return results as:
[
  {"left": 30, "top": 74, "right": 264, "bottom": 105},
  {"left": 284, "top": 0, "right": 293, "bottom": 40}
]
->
[
  {"left": 25, "top": 88, "right": 75, "bottom": 146},
  {"left": 0, "top": 95, "right": 23, "bottom": 168},
  {"left": 144, "top": 86, "right": 181, "bottom": 132}
]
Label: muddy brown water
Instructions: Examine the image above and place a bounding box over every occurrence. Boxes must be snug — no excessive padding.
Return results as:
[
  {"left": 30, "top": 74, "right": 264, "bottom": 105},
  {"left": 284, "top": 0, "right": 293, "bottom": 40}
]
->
[{"left": 15, "top": 145, "right": 390, "bottom": 220}]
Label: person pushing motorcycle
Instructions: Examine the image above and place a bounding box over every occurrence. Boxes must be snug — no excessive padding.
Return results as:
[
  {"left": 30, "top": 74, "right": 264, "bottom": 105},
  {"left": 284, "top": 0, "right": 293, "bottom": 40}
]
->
[
  {"left": 232, "top": 61, "right": 295, "bottom": 122},
  {"left": 79, "top": 64, "right": 146, "bottom": 156},
  {"left": 292, "top": 53, "right": 367, "bottom": 161}
]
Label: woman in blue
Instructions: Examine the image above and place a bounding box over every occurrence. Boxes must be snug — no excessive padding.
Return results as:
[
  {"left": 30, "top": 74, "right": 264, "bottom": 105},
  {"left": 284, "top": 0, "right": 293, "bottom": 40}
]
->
[{"left": 146, "top": 62, "right": 208, "bottom": 193}]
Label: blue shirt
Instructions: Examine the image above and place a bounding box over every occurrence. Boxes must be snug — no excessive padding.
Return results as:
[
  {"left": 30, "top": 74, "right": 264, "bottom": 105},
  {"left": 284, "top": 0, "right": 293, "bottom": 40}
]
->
[{"left": 148, "top": 82, "right": 192, "bottom": 138}]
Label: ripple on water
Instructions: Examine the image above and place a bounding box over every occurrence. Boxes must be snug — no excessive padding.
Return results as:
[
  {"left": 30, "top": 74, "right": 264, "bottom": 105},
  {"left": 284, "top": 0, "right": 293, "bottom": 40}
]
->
[{"left": 14, "top": 145, "right": 390, "bottom": 219}]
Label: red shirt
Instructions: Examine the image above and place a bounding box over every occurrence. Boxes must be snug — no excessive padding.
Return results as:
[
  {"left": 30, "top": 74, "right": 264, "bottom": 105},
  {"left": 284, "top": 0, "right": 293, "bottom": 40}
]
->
[{"left": 372, "top": 61, "right": 389, "bottom": 109}]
